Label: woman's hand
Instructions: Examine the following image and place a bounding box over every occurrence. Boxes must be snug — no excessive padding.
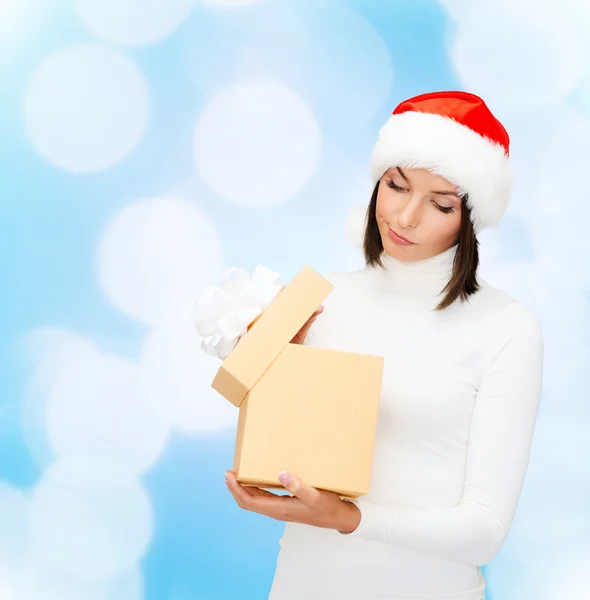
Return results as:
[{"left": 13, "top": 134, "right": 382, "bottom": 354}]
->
[
  {"left": 225, "top": 470, "right": 360, "bottom": 534},
  {"left": 291, "top": 303, "right": 323, "bottom": 345},
  {"left": 246, "top": 285, "right": 323, "bottom": 344}
]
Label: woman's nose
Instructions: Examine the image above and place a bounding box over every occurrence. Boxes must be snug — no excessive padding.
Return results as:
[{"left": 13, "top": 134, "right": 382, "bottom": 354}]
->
[{"left": 397, "top": 197, "right": 421, "bottom": 227}]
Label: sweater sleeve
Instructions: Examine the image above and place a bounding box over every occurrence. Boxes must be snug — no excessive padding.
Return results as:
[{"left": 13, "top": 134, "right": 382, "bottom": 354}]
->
[{"left": 342, "top": 303, "right": 544, "bottom": 567}]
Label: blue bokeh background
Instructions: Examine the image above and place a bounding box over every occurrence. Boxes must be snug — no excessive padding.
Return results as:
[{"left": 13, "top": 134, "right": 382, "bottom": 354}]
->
[{"left": 2, "top": 1, "right": 589, "bottom": 598}]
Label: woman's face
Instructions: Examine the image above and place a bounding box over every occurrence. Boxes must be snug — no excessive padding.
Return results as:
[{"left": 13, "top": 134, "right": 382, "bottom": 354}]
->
[{"left": 375, "top": 167, "right": 463, "bottom": 262}]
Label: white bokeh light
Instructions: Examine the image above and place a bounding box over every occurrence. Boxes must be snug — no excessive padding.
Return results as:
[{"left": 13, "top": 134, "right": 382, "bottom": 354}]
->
[
  {"left": 29, "top": 457, "right": 153, "bottom": 581},
  {"left": 476, "top": 216, "right": 534, "bottom": 275},
  {"left": 345, "top": 204, "right": 368, "bottom": 250},
  {"left": 490, "top": 105, "right": 566, "bottom": 221},
  {"left": 25, "top": 44, "right": 148, "bottom": 172},
  {"left": 45, "top": 350, "right": 169, "bottom": 475},
  {"left": 513, "top": 507, "right": 590, "bottom": 546},
  {"left": 19, "top": 327, "right": 96, "bottom": 370},
  {"left": 483, "top": 414, "right": 590, "bottom": 599},
  {"left": 542, "top": 553, "right": 590, "bottom": 600},
  {"left": 512, "top": 415, "right": 590, "bottom": 548},
  {"left": 0, "top": 576, "right": 16, "bottom": 600},
  {"left": 98, "top": 196, "right": 224, "bottom": 325},
  {"left": 0, "top": 484, "right": 31, "bottom": 570},
  {"left": 565, "top": 0, "right": 590, "bottom": 116},
  {"left": 105, "top": 568, "right": 143, "bottom": 600},
  {"left": 74, "top": 0, "right": 195, "bottom": 46},
  {"left": 294, "top": 3, "right": 393, "bottom": 131},
  {"left": 194, "top": 82, "right": 322, "bottom": 207},
  {"left": 202, "top": 0, "right": 266, "bottom": 6},
  {"left": 0, "top": 0, "right": 19, "bottom": 20},
  {"left": 19, "top": 328, "right": 96, "bottom": 469},
  {"left": 522, "top": 110, "right": 590, "bottom": 405},
  {"left": 527, "top": 415, "right": 590, "bottom": 482},
  {"left": 483, "top": 259, "right": 590, "bottom": 396},
  {"left": 450, "top": 0, "right": 582, "bottom": 111},
  {"left": 187, "top": 4, "right": 391, "bottom": 131},
  {"left": 140, "top": 311, "right": 237, "bottom": 433},
  {"left": 185, "top": 2, "right": 309, "bottom": 100},
  {"left": 436, "top": 0, "right": 472, "bottom": 21},
  {"left": 487, "top": 546, "right": 590, "bottom": 600},
  {"left": 530, "top": 109, "right": 590, "bottom": 286},
  {"left": 17, "top": 559, "right": 142, "bottom": 600},
  {"left": 287, "top": 138, "right": 371, "bottom": 269},
  {"left": 0, "top": 0, "right": 26, "bottom": 38}
]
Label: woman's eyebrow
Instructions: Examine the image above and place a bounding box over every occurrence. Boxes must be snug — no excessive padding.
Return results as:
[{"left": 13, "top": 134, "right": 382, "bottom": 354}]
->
[
  {"left": 395, "top": 167, "right": 460, "bottom": 198},
  {"left": 396, "top": 167, "right": 410, "bottom": 182},
  {"left": 432, "top": 190, "right": 460, "bottom": 198}
]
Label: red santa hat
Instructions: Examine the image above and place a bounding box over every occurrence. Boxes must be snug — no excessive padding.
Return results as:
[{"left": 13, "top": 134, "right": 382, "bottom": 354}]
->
[{"left": 347, "top": 91, "right": 512, "bottom": 246}]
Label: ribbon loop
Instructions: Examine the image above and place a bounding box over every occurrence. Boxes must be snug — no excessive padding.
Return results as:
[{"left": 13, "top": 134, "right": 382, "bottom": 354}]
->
[{"left": 193, "top": 264, "right": 283, "bottom": 360}]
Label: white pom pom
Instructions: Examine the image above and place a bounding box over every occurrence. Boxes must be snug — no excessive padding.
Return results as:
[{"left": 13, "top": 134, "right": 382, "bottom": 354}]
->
[{"left": 345, "top": 204, "right": 369, "bottom": 249}]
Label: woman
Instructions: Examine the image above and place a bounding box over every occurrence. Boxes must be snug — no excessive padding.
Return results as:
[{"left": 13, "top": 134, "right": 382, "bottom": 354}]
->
[{"left": 225, "top": 91, "right": 544, "bottom": 600}]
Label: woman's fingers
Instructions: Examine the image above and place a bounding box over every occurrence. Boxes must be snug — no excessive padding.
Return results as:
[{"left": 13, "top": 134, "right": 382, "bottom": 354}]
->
[
  {"left": 302, "top": 305, "right": 323, "bottom": 331},
  {"left": 245, "top": 486, "right": 285, "bottom": 498},
  {"left": 235, "top": 481, "right": 294, "bottom": 500}
]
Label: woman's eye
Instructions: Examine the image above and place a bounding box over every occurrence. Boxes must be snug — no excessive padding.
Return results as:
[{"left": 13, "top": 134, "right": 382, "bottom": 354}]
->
[
  {"left": 385, "top": 179, "right": 406, "bottom": 192},
  {"left": 434, "top": 202, "right": 454, "bottom": 214},
  {"left": 385, "top": 180, "right": 454, "bottom": 214}
]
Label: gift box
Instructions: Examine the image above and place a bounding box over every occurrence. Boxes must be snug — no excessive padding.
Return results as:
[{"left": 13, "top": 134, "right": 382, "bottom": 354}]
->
[{"left": 211, "top": 265, "right": 384, "bottom": 499}]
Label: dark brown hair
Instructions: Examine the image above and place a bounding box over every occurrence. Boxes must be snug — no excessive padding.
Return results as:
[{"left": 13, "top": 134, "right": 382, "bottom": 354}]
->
[{"left": 362, "top": 178, "right": 480, "bottom": 311}]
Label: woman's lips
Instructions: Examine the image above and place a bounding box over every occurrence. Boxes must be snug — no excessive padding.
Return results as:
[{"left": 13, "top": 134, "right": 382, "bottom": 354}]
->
[{"left": 388, "top": 228, "right": 415, "bottom": 245}]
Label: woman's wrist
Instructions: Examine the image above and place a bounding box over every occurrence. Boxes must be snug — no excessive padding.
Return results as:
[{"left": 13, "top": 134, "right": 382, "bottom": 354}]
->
[{"left": 337, "top": 500, "right": 361, "bottom": 534}]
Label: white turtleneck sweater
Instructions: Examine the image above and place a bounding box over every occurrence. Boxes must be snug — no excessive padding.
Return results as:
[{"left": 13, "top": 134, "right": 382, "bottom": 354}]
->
[{"left": 268, "top": 243, "right": 544, "bottom": 600}]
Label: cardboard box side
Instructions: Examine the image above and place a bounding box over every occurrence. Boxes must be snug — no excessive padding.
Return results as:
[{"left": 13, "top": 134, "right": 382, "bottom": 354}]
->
[
  {"left": 211, "top": 365, "right": 249, "bottom": 408},
  {"left": 215, "top": 266, "right": 333, "bottom": 405},
  {"left": 233, "top": 393, "right": 250, "bottom": 473},
  {"left": 240, "top": 479, "right": 360, "bottom": 499},
  {"left": 235, "top": 344, "right": 384, "bottom": 499},
  {"left": 354, "top": 353, "right": 384, "bottom": 495}
]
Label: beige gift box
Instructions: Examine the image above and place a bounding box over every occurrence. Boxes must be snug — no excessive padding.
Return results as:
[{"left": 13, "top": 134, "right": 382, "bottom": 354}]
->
[{"left": 211, "top": 265, "right": 384, "bottom": 499}]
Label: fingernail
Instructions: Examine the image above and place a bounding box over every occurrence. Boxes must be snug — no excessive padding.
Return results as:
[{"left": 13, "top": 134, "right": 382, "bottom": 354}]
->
[
  {"left": 225, "top": 471, "right": 228, "bottom": 483},
  {"left": 278, "top": 471, "right": 292, "bottom": 485}
]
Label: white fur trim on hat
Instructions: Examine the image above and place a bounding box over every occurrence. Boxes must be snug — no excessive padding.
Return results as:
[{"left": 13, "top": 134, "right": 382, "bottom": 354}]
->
[{"left": 368, "top": 110, "right": 512, "bottom": 235}]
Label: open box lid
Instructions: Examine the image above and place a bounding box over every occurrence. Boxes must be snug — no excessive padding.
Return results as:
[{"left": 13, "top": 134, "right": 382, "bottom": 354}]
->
[{"left": 211, "top": 265, "right": 334, "bottom": 407}]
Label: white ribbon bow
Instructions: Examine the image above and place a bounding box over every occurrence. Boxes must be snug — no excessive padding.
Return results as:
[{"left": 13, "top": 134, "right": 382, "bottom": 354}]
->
[{"left": 193, "top": 264, "right": 284, "bottom": 360}]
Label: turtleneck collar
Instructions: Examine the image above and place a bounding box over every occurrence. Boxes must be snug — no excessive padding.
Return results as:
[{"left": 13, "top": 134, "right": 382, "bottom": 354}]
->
[{"left": 373, "top": 242, "right": 458, "bottom": 297}]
